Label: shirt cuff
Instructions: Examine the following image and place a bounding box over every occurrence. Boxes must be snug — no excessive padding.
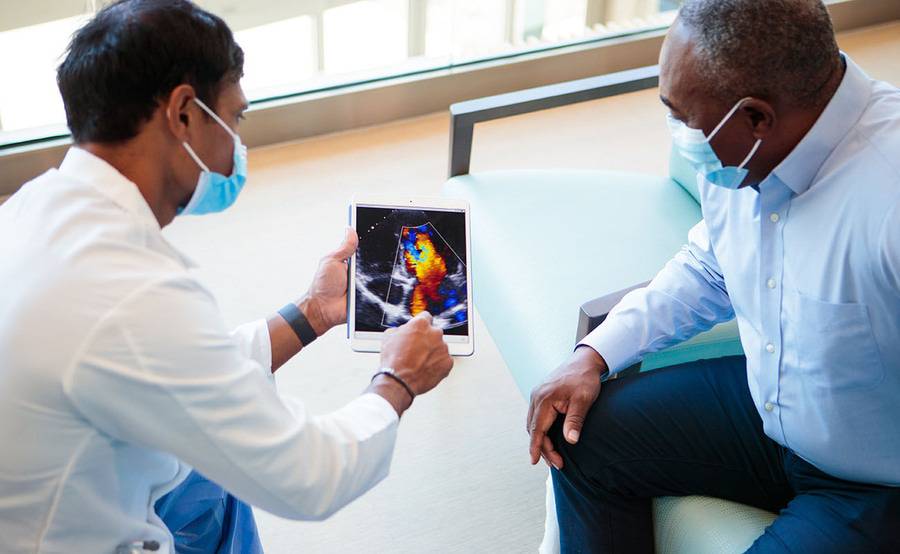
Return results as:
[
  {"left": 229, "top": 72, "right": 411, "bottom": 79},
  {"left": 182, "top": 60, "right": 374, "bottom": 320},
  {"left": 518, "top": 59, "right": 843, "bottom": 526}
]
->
[
  {"left": 355, "top": 392, "right": 401, "bottom": 425},
  {"left": 577, "top": 316, "right": 642, "bottom": 376},
  {"left": 231, "top": 319, "right": 274, "bottom": 380}
]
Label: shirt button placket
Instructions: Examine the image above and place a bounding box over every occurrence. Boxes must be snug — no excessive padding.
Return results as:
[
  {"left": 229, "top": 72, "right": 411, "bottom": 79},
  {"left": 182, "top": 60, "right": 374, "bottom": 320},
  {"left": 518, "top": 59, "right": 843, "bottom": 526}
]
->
[{"left": 758, "top": 185, "right": 789, "bottom": 443}]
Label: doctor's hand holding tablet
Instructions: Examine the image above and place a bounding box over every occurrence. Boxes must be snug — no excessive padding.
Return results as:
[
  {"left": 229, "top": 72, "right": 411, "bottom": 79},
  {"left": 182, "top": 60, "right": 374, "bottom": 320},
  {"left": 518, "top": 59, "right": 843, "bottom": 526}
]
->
[{"left": 288, "top": 222, "right": 456, "bottom": 417}]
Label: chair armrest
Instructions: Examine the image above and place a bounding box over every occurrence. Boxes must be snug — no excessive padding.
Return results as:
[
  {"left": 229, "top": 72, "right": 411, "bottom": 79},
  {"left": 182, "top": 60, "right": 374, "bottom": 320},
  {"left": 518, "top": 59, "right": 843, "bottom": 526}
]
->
[
  {"left": 448, "top": 65, "right": 659, "bottom": 178},
  {"left": 576, "top": 280, "right": 650, "bottom": 379},
  {"left": 576, "top": 282, "right": 745, "bottom": 379},
  {"left": 576, "top": 280, "right": 650, "bottom": 343}
]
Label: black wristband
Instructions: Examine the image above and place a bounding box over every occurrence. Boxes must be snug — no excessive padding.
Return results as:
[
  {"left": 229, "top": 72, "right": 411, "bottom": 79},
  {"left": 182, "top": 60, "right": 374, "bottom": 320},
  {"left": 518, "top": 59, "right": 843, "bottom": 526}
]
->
[
  {"left": 278, "top": 302, "right": 318, "bottom": 346},
  {"left": 371, "top": 368, "right": 416, "bottom": 403}
]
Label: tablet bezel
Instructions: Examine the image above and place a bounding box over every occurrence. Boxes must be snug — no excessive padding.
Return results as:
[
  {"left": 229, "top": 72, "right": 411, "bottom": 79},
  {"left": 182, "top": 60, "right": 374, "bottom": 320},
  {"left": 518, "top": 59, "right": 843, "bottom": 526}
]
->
[{"left": 348, "top": 194, "right": 474, "bottom": 357}]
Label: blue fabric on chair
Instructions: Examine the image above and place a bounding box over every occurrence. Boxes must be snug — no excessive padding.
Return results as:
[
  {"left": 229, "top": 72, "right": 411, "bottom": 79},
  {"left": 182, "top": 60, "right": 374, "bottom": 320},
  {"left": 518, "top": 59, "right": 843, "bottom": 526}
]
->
[{"left": 444, "top": 169, "right": 733, "bottom": 396}]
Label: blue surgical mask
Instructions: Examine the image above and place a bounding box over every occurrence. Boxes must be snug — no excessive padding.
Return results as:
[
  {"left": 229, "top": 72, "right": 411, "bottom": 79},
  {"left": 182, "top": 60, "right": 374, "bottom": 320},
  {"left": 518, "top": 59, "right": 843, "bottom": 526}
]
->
[
  {"left": 178, "top": 98, "right": 247, "bottom": 215},
  {"left": 667, "top": 98, "right": 762, "bottom": 190}
]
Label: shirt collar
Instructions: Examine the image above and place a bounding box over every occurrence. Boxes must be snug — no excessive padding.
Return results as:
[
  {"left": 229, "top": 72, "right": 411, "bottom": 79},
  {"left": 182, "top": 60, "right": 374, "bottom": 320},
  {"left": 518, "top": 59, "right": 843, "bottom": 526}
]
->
[
  {"left": 58, "top": 147, "right": 197, "bottom": 268},
  {"left": 769, "top": 54, "right": 872, "bottom": 196},
  {"left": 59, "top": 147, "right": 160, "bottom": 228}
]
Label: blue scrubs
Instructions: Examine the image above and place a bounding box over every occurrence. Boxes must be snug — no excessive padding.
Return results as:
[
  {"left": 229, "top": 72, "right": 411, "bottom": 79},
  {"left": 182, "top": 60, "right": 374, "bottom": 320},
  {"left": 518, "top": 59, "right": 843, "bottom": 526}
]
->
[{"left": 155, "top": 471, "right": 264, "bottom": 554}]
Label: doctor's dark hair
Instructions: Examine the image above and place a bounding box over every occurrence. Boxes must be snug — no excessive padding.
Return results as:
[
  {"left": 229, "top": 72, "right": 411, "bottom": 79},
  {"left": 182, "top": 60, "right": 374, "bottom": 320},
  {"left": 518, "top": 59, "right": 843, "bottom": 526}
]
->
[
  {"left": 679, "top": 0, "right": 841, "bottom": 108},
  {"left": 57, "top": 0, "right": 244, "bottom": 144}
]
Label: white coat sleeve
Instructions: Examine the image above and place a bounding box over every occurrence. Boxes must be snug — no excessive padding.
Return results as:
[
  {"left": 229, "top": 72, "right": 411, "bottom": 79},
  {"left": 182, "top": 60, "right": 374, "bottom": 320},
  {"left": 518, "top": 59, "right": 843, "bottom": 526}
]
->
[
  {"left": 578, "top": 220, "right": 735, "bottom": 375},
  {"left": 230, "top": 319, "right": 274, "bottom": 381},
  {"left": 63, "top": 276, "right": 399, "bottom": 521}
]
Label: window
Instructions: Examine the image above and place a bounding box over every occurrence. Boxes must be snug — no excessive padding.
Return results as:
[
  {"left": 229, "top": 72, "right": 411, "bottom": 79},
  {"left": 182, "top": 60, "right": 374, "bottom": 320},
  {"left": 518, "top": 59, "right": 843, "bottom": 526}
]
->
[{"left": 0, "top": 0, "right": 682, "bottom": 147}]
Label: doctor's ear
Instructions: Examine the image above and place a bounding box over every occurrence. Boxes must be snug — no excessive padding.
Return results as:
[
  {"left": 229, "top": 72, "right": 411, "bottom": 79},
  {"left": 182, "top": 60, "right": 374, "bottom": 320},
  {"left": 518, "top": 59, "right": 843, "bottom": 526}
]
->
[
  {"left": 739, "top": 98, "right": 777, "bottom": 140},
  {"left": 164, "top": 84, "right": 199, "bottom": 141}
]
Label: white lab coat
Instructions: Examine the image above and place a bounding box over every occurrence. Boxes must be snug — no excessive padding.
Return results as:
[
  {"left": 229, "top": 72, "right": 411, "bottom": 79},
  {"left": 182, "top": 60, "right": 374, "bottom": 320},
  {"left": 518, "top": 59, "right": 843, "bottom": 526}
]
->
[{"left": 0, "top": 147, "right": 399, "bottom": 553}]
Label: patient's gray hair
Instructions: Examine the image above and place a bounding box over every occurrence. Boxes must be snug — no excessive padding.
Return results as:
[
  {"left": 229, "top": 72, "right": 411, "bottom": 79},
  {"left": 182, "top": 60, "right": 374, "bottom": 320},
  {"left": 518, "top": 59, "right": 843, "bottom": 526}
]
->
[{"left": 678, "top": 0, "right": 841, "bottom": 108}]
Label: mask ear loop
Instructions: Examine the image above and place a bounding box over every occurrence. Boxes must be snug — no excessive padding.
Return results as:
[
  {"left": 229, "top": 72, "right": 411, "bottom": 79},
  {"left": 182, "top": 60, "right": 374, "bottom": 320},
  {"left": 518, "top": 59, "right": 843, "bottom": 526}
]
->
[
  {"left": 706, "top": 97, "right": 763, "bottom": 169},
  {"left": 193, "top": 97, "right": 240, "bottom": 142},
  {"left": 181, "top": 141, "right": 210, "bottom": 173},
  {"left": 183, "top": 97, "right": 242, "bottom": 176},
  {"left": 706, "top": 97, "right": 753, "bottom": 143},
  {"left": 738, "top": 138, "right": 763, "bottom": 169}
]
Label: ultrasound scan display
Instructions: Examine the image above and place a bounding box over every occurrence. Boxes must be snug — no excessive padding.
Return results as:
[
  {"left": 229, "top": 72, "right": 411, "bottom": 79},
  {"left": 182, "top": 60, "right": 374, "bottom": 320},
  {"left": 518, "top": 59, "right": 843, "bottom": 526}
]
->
[{"left": 355, "top": 205, "right": 468, "bottom": 336}]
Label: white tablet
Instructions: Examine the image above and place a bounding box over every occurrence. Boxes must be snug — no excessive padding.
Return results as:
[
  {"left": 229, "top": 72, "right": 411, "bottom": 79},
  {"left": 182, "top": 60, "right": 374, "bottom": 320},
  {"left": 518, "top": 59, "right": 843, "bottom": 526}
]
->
[{"left": 349, "top": 194, "right": 474, "bottom": 356}]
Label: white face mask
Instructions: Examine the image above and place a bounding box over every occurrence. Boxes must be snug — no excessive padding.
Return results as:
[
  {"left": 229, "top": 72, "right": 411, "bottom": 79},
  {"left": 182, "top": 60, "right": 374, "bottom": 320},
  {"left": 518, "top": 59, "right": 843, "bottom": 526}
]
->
[{"left": 667, "top": 98, "right": 762, "bottom": 190}]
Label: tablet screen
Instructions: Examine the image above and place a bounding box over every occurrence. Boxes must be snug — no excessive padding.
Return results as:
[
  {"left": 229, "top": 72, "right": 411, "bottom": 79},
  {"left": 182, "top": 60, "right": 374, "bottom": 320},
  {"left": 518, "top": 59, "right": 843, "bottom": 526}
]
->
[{"left": 354, "top": 204, "right": 469, "bottom": 342}]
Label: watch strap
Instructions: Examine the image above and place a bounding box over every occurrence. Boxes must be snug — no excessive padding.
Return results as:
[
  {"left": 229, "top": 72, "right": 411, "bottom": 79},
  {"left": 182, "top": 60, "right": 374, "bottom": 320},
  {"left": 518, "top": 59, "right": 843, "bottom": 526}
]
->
[{"left": 278, "top": 302, "right": 318, "bottom": 346}]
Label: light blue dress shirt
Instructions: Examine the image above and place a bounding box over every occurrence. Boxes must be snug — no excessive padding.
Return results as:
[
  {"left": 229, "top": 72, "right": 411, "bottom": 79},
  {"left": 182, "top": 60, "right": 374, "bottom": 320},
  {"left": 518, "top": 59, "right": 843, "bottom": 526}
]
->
[{"left": 582, "top": 56, "right": 900, "bottom": 486}]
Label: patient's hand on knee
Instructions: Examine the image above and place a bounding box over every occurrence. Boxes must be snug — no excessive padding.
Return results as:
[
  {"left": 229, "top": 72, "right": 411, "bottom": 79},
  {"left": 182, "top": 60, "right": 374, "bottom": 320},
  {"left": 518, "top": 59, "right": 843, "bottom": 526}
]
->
[{"left": 526, "top": 346, "right": 607, "bottom": 470}]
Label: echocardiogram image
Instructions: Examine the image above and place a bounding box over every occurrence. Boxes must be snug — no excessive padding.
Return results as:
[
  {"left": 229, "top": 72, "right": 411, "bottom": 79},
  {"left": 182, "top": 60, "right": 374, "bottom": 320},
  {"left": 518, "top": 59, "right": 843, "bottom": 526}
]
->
[{"left": 355, "top": 205, "right": 468, "bottom": 336}]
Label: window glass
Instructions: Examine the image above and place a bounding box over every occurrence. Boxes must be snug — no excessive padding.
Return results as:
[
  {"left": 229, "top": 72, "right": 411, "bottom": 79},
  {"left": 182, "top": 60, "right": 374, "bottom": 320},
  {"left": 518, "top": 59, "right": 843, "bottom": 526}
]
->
[{"left": 0, "top": 0, "right": 683, "bottom": 145}]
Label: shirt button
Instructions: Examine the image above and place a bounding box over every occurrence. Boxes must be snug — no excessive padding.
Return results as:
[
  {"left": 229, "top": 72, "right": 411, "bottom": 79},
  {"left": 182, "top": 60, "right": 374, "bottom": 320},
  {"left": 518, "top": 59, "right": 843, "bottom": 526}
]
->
[
  {"left": 767, "top": 278, "right": 776, "bottom": 289},
  {"left": 766, "top": 343, "right": 776, "bottom": 354},
  {"left": 764, "top": 402, "right": 775, "bottom": 412},
  {"left": 770, "top": 213, "right": 780, "bottom": 223}
]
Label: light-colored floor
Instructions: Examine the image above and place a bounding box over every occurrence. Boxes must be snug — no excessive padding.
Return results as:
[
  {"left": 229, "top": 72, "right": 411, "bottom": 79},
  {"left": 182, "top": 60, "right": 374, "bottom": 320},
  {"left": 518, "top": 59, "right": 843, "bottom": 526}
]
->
[{"left": 157, "top": 20, "right": 895, "bottom": 554}]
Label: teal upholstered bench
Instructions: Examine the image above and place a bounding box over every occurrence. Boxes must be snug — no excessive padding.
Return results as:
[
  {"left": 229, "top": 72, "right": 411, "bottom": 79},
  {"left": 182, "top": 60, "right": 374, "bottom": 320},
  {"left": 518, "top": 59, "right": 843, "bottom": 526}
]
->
[{"left": 443, "top": 66, "right": 777, "bottom": 553}]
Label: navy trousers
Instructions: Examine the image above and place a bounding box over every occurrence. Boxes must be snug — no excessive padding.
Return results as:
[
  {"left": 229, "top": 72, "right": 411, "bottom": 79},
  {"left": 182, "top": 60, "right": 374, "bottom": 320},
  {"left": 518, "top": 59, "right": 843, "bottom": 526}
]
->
[
  {"left": 550, "top": 356, "right": 900, "bottom": 553},
  {"left": 155, "top": 471, "right": 264, "bottom": 554}
]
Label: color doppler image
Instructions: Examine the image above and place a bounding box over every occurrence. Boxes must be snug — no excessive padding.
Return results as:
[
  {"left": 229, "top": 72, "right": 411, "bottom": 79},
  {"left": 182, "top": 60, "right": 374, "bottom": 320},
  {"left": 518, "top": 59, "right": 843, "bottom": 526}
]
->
[{"left": 355, "top": 206, "right": 468, "bottom": 336}]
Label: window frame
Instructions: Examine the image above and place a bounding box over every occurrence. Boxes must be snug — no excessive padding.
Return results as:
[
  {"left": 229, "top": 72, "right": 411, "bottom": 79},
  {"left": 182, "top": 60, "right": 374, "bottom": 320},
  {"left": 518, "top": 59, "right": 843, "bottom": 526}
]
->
[{"left": 1, "top": 0, "right": 896, "bottom": 196}]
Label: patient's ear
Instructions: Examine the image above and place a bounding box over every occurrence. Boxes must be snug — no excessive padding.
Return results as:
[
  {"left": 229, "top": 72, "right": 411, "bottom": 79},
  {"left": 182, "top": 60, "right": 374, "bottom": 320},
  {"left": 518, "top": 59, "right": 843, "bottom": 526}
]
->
[{"left": 740, "top": 99, "right": 776, "bottom": 140}]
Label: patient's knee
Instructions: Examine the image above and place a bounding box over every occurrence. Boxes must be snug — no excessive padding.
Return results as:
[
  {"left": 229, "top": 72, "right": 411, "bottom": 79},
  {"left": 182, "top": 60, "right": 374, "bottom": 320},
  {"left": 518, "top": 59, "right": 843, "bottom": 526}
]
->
[{"left": 547, "top": 401, "right": 634, "bottom": 494}]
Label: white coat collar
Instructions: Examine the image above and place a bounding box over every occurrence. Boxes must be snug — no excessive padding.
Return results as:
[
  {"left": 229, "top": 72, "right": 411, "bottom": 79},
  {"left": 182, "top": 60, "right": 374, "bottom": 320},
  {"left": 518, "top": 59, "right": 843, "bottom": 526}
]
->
[{"left": 58, "top": 147, "right": 197, "bottom": 269}]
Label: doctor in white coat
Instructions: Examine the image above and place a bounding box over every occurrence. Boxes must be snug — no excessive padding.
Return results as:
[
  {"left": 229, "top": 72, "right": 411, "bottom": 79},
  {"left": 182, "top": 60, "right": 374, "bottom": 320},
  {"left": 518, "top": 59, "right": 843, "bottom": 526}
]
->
[{"left": 0, "top": 1, "right": 454, "bottom": 552}]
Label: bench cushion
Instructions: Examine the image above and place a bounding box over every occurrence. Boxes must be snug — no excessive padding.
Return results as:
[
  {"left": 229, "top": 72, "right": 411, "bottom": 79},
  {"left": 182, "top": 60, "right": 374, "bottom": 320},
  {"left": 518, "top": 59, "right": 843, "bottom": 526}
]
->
[
  {"left": 654, "top": 496, "right": 777, "bottom": 553},
  {"left": 540, "top": 473, "right": 776, "bottom": 554},
  {"left": 669, "top": 147, "right": 702, "bottom": 204}
]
